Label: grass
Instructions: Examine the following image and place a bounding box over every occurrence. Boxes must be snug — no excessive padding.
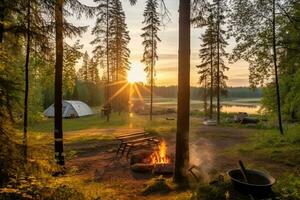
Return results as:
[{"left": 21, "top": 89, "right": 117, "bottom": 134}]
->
[
  {"left": 26, "top": 111, "right": 178, "bottom": 134},
  {"left": 27, "top": 113, "right": 130, "bottom": 132},
  {"left": 230, "top": 124, "right": 300, "bottom": 166},
  {"left": 11, "top": 104, "right": 299, "bottom": 200}
]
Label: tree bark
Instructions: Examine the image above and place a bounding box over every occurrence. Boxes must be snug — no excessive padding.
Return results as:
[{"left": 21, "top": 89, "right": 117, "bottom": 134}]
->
[
  {"left": 150, "top": 9, "right": 154, "bottom": 121},
  {"left": 210, "top": 39, "right": 213, "bottom": 119},
  {"left": 174, "top": 0, "right": 190, "bottom": 185},
  {"left": 106, "top": 0, "right": 110, "bottom": 122},
  {"left": 216, "top": 0, "right": 220, "bottom": 124},
  {"left": 23, "top": 0, "right": 31, "bottom": 162},
  {"left": 54, "top": 0, "right": 65, "bottom": 165},
  {"left": 272, "top": 0, "right": 284, "bottom": 135},
  {"left": 204, "top": 77, "right": 208, "bottom": 115},
  {"left": 0, "top": 4, "right": 4, "bottom": 43}
]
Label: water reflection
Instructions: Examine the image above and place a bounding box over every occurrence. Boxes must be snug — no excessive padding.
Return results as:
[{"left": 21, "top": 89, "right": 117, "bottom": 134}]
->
[{"left": 221, "top": 105, "right": 261, "bottom": 114}]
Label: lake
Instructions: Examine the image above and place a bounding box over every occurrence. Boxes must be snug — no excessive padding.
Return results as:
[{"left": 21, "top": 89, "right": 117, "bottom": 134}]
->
[{"left": 141, "top": 97, "right": 261, "bottom": 114}]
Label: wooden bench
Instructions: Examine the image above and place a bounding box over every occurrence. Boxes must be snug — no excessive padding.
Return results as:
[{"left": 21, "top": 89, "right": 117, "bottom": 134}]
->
[
  {"left": 115, "top": 131, "right": 159, "bottom": 158},
  {"left": 125, "top": 139, "right": 160, "bottom": 159},
  {"left": 115, "top": 131, "right": 148, "bottom": 156},
  {"left": 118, "top": 136, "right": 155, "bottom": 155},
  {"left": 116, "top": 131, "right": 148, "bottom": 140}
]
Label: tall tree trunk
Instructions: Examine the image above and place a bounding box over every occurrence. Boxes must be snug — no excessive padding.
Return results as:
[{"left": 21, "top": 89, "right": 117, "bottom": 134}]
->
[
  {"left": 210, "top": 41, "right": 213, "bottom": 119},
  {"left": 23, "top": 0, "right": 31, "bottom": 162},
  {"left": 272, "top": 0, "right": 284, "bottom": 135},
  {"left": 116, "top": 16, "right": 120, "bottom": 115},
  {"left": 216, "top": 0, "right": 220, "bottom": 124},
  {"left": 174, "top": 0, "right": 190, "bottom": 185},
  {"left": 0, "top": 4, "right": 4, "bottom": 43},
  {"left": 54, "top": 0, "right": 64, "bottom": 165},
  {"left": 106, "top": 0, "right": 110, "bottom": 122},
  {"left": 204, "top": 77, "right": 208, "bottom": 115},
  {"left": 150, "top": 13, "right": 154, "bottom": 121}
]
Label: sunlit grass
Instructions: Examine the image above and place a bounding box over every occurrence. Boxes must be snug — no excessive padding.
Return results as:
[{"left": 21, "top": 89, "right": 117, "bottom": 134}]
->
[{"left": 225, "top": 124, "right": 300, "bottom": 167}]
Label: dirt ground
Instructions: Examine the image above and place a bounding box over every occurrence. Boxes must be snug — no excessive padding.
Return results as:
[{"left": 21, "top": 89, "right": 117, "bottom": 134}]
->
[
  {"left": 61, "top": 118, "right": 296, "bottom": 200},
  {"left": 63, "top": 124, "right": 264, "bottom": 199}
]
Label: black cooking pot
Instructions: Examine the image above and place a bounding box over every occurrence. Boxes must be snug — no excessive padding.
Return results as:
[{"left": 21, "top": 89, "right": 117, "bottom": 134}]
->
[{"left": 227, "top": 169, "right": 276, "bottom": 197}]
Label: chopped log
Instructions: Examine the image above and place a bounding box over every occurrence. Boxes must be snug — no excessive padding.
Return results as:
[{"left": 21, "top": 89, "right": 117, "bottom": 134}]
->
[
  {"left": 130, "top": 151, "right": 152, "bottom": 165},
  {"left": 153, "top": 164, "right": 174, "bottom": 175},
  {"left": 131, "top": 163, "right": 154, "bottom": 173}
]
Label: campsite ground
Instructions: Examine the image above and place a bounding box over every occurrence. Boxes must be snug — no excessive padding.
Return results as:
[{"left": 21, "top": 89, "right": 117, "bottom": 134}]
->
[{"left": 24, "top": 111, "right": 300, "bottom": 200}]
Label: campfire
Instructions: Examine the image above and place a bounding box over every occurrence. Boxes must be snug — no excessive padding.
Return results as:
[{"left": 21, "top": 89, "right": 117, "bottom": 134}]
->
[
  {"left": 130, "top": 140, "right": 174, "bottom": 175},
  {"left": 147, "top": 140, "right": 170, "bottom": 165}
]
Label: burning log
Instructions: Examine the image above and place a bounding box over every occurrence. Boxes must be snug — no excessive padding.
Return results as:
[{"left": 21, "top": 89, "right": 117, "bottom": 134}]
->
[
  {"left": 131, "top": 163, "right": 154, "bottom": 173},
  {"left": 153, "top": 163, "right": 174, "bottom": 175},
  {"left": 129, "top": 140, "right": 174, "bottom": 175}
]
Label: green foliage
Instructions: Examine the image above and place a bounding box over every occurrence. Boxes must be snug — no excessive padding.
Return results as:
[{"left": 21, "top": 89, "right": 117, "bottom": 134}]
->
[
  {"left": 231, "top": 124, "right": 300, "bottom": 167},
  {"left": 74, "top": 80, "right": 104, "bottom": 106},
  {"left": 64, "top": 41, "right": 83, "bottom": 96},
  {"left": 142, "top": 176, "right": 172, "bottom": 195},
  {"left": 0, "top": 129, "right": 23, "bottom": 187},
  {"left": 192, "top": 181, "right": 249, "bottom": 200},
  {"left": 261, "top": 2, "right": 300, "bottom": 122},
  {"left": 273, "top": 173, "right": 300, "bottom": 200}
]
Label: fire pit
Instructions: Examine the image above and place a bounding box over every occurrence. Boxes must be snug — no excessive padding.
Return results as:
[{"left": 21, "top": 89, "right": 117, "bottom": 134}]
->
[{"left": 130, "top": 140, "right": 174, "bottom": 175}]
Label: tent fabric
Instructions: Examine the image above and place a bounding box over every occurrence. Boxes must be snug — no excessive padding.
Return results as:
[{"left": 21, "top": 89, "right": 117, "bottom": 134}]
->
[{"left": 43, "top": 100, "right": 93, "bottom": 118}]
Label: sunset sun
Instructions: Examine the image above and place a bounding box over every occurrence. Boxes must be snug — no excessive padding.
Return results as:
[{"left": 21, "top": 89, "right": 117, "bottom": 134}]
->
[{"left": 127, "top": 62, "right": 147, "bottom": 84}]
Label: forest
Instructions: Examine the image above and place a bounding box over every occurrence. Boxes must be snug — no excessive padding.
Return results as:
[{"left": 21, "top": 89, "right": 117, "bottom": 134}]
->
[{"left": 0, "top": 0, "right": 300, "bottom": 199}]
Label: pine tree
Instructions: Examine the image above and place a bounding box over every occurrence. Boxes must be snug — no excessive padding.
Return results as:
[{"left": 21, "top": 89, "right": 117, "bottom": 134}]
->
[
  {"left": 196, "top": 13, "right": 216, "bottom": 119},
  {"left": 92, "top": 0, "right": 114, "bottom": 121},
  {"left": 141, "top": 0, "right": 161, "bottom": 121},
  {"left": 88, "top": 58, "right": 100, "bottom": 84},
  {"left": 54, "top": 0, "right": 64, "bottom": 166},
  {"left": 78, "top": 51, "right": 89, "bottom": 81},
  {"left": 53, "top": 0, "right": 95, "bottom": 165},
  {"left": 63, "top": 41, "right": 83, "bottom": 97},
  {"left": 174, "top": 0, "right": 190, "bottom": 185},
  {"left": 196, "top": 2, "right": 228, "bottom": 121},
  {"left": 92, "top": 0, "right": 130, "bottom": 115},
  {"left": 110, "top": 0, "right": 130, "bottom": 113},
  {"left": 214, "top": 0, "right": 228, "bottom": 124},
  {"left": 23, "top": 0, "right": 31, "bottom": 162}
]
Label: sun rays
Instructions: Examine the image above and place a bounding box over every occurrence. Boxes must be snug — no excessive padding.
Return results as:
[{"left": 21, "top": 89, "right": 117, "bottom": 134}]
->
[
  {"left": 127, "top": 62, "right": 147, "bottom": 84},
  {"left": 105, "top": 61, "right": 150, "bottom": 111}
]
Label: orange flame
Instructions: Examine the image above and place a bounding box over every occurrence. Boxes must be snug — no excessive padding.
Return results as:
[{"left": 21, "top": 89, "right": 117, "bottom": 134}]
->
[{"left": 149, "top": 140, "right": 170, "bottom": 165}]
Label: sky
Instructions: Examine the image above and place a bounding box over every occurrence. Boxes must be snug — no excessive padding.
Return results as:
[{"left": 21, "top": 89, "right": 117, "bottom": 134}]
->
[{"left": 67, "top": 0, "right": 250, "bottom": 87}]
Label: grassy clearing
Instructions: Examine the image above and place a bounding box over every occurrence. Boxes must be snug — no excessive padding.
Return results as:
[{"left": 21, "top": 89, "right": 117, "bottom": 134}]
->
[
  {"left": 11, "top": 108, "right": 299, "bottom": 200},
  {"left": 27, "top": 112, "right": 178, "bottom": 134},
  {"left": 220, "top": 124, "right": 300, "bottom": 200},
  {"left": 227, "top": 124, "right": 300, "bottom": 167}
]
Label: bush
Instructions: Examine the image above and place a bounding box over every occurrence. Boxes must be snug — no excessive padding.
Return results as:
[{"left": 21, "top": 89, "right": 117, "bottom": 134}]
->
[
  {"left": 192, "top": 181, "right": 250, "bottom": 200},
  {"left": 0, "top": 124, "right": 24, "bottom": 187},
  {"left": 273, "top": 173, "right": 300, "bottom": 200},
  {"left": 142, "top": 176, "right": 172, "bottom": 195}
]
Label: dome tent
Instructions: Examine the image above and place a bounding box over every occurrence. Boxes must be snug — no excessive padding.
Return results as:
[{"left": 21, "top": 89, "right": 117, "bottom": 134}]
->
[{"left": 43, "top": 100, "right": 93, "bottom": 118}]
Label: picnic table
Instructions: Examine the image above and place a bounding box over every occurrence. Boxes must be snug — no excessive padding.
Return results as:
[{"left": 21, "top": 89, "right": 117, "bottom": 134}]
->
[{"left": 115, "top": 131, "right": 159, "bottom": 158}]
